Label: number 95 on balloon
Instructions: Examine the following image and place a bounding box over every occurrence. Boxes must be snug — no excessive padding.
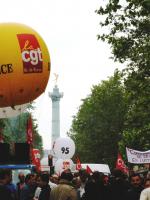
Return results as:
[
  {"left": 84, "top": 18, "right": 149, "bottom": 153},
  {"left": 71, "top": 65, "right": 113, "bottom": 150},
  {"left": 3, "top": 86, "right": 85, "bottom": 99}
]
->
[{"left": 53, "top": 137, "right": 75, "bottom": 159}]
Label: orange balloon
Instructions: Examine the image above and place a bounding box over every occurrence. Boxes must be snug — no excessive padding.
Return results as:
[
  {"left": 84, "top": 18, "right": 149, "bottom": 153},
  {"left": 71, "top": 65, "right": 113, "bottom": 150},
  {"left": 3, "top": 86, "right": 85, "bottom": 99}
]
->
[{"left": 0, "top": 23, "right": 50, "bottom": 107}]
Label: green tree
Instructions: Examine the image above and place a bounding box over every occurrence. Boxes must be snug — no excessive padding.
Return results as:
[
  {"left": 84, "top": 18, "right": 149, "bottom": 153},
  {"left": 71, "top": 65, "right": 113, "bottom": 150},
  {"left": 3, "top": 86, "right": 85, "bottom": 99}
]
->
[
  {"left": 0, "top": 105, "right": 44, "bottom": 157},
  {"left": 96, "top": 0, "right": 150, "bottom": 155},
  {"left": 0, "top": 119, "right": 9, "bottom": 141},
  {"left": 69, "top": 71, "right": 127, "bottom": 168},
  {"left": 3, "top": 112, "right": 29, "bottom": 143},
  {"left": 96, "top": 0, "right": 150, "bottom": 69},
  {"left": 32, "top": 119, "right": 44, "bottom": 158}
]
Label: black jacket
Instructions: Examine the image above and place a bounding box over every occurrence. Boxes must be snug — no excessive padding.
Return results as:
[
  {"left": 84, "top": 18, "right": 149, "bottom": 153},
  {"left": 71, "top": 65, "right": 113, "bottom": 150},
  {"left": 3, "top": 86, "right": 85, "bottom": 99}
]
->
[
  {"left": 0, "top": 184, "right": 13, "bottom": 200},
  {"left": 39, "top": 184, "right": 51, "bottom": 200}
]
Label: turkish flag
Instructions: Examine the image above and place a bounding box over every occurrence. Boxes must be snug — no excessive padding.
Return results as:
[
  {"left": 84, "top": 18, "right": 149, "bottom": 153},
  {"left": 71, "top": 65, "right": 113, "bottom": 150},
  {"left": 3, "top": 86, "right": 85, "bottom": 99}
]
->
[
  {"left": 86, "top": 165, "right": 93, "bottom": 174},
  {"left": 26, "top": 115, "right": 33, "bottom": 144},
  {"left": 116, "top": 153, "right": 129, "bottom": 174},
  {"left": 32, "top": 149, "right": 41, "bottom": 172},
  {"left": 76, "top": 157, "right": 82, "bottom": 170}
]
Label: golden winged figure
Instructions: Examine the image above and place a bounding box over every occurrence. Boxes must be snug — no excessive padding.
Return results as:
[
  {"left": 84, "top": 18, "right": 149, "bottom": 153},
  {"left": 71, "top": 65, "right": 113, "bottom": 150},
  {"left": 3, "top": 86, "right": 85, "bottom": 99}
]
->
[{"left": 53, "top": 73, "right": 59, "bottom": 84}]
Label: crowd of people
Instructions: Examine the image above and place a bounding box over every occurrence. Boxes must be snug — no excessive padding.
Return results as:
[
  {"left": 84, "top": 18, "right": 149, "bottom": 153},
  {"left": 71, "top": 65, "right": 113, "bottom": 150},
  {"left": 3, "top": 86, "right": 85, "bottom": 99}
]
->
[{"left": 0, "top": 167, "right": 150, "bottom": 200}]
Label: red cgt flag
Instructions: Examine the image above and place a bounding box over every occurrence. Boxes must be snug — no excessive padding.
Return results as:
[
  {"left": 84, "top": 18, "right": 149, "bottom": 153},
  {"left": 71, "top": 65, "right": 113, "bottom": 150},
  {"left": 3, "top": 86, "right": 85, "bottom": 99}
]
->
[
  {"left": 116, "top": 153, "right": 129, "bottom": 174},
  {"left": 32, "top": 149, "right": 41, "bottom": 172},
  {"left": 26, "top": 114, "right": 33, "bottom": 144},
  {"left": 76, "top": 157, "right": 82, "bottom": 170}
]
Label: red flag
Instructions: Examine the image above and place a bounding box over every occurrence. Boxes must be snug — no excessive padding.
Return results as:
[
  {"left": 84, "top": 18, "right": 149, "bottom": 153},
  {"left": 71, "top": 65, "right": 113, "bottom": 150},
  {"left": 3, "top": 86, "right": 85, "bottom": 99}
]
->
[
  {"left": 86, "top": 165, "right": 93, "bottom": 174},
  {"left": 26, "top": 115, "right": 33, "bottom": 144},
  {"left": 76, "top": 157, "right": 82, "bottom": 170},
  {"left": 116, "top": 153, "right": 129, "bottom": 174},
  {"left": 32, "top": 149, "right": 41, "bottom": 172}
]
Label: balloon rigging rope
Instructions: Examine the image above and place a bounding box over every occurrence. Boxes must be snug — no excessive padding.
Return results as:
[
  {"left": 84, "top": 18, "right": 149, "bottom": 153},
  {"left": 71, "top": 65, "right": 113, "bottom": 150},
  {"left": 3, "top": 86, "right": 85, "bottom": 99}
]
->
[{"left": 2, "top": 109, "right": 8, "bottom": 119}]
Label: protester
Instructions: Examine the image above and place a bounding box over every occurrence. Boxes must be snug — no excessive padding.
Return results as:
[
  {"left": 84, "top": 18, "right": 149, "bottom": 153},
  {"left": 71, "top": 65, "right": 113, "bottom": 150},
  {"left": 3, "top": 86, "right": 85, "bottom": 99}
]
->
[
  {"left": 108, "top": 169, "right": 129, "bottom": 200},
  {"left": 33, "top": 174, "right": 41, "bottom": 200},
  {"left": 38, "top": 173, "right": 51, "bottom": 200},
  {"left": 140, "top": 187, "right": 150, "bottom": 200},
  {"left": 78, "top": 169, "right": 88, "bottom": 199},
  {"left": 126, "top": 173, "right": 144, "bottom": 200},
  {"left": 143, "top": 178, "right": 150, "bottom": 189},
  {"left": 20, "top": 173, "right": 37, "bottom": 200},
  {"left": 0, "top": 169, "right": 13, "bottom": 200},
  {"left": 49, "top": 174, "right": 58, "bottom": 189},
  {"left": 50, "top": 170, "right": 77, "bottom": 200},
  {"left": 72, "top": 177, "right": 81, "bottom": 190},
  {"left": 5, "top": 169, "right": 18, "bottom": 200},
  {"left": 50, "top": 174, "right": 59, "bottom": 185},
  {"left": 84, "top": 171, "right": 109, "bottom": 200},
  {"left": 72, "top": 177, "right": 81, "bottom": 200},
  {"left": 16, "top": 172, "right": 25, "bottom": 200}
]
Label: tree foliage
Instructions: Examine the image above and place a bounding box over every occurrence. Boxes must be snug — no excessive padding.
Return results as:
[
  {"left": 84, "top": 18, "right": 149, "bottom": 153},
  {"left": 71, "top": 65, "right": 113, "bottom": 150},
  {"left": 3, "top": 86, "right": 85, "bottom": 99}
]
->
[
  {"left": 96, "top": 0, "right": 150, "bottom": 69},
  {"left": 70, "top": 0, "right": 150, "bottom": 167},
  {"left": 69, "top": 71, "right": 127, "bottom": 168},
  {"left": 96, "top": 0, "right": 150, "bottom": 156},
  {"left": 0, "top": 105, "right": 44, "bottom": 157}
]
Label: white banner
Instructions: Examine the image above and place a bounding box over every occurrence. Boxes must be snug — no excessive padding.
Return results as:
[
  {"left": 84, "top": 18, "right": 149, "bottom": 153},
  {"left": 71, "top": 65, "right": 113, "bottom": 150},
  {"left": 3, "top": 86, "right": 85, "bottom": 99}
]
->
[{"left": 126, "top": 147, "right": 150, "bottom": 164}]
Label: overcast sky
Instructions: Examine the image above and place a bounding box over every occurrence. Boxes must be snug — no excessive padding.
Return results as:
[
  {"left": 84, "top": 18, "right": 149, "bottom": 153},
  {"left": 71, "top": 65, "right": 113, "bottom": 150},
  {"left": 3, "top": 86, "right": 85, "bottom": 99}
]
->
[{"left": 1, "top": 0, "right": 123, "bottom": 149}]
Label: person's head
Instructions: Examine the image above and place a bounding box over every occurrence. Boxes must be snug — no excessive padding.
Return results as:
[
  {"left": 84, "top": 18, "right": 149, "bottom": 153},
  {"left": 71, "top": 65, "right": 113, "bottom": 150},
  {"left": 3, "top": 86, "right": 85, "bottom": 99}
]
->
[
  {"left": 39, "top": 173, "right": 50, "bottom": 188},
  {"left": 4, "top": 169, "right": 12, "bottom": 184},
  {"left": 112, "top": 169, "right": 126, "bottom": 180},
  {"left": 79, "top": 169, "right": 88, "bottom": 183},
  {"left": 50, "top": 174, "right": 59, "bottom": 184},
  {"left": 25, "top": 173, "right": 34, "bottom": 185},
  {"left": 60, "top": 171, "right": 73, "bottom": 182},
  {"left": 0, "top": 169, "right": 10, "bottom": 185},
  {"left": 18, "top": 172, "right": 25, "bottom": 183},
  {"left": 72, "top": 177, "right": 81, "bottom": 189},
  {"left": 103, "top": 175, "right": 109, "bottom": 185},
  {"left": 130, "top": 174, "right": 142, "bottom": 188},
  {"left": 35, "top": 174, "right": 41, "bottom": 187},
  {"left": 144, "top": 178, "right": 150, "bottom": 188},
  {"left": 92, "top": 171, "right": 104, "bottom": 184},
  {"left": 31, "top": 174, "right": 37, "bottom": 186}
]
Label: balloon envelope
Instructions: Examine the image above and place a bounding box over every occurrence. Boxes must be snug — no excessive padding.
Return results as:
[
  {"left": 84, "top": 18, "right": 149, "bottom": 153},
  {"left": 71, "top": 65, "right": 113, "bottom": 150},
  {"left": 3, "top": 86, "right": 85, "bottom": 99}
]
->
[
  {"left": 0, "top": 23, "right": 50, "bottom": 107},
  {"left": 53, "top": 137, "right": 75, "bottom": 159},
  {"left": 0, "top": 103, "right": 28, "bottom": 118}
]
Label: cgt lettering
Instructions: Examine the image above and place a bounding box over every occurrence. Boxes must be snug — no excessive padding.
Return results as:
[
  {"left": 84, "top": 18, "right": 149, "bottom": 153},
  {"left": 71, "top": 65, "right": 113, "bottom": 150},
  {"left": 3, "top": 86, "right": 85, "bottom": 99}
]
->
[
  {"left": 22, "top": 48, "right": 43, "bottom": 65},
  {"left": 0, "top": 64, "right": 13, "bottom": 74}
]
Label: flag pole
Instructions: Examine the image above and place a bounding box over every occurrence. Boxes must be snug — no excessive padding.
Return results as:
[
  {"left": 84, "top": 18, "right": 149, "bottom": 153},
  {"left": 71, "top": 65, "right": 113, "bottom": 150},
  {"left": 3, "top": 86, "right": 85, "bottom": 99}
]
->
[{"left": 26, "top": 113, "right": 33, "bottom": 164}]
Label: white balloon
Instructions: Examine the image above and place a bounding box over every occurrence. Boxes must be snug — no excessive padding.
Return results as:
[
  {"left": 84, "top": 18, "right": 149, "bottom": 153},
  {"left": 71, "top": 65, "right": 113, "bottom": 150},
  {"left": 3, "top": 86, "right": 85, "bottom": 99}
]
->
[
  {"left": 0, "top": 103, "right": 28, "bottom": 118},
  {"left": 54, "top": 158, "right": 74, "bottom": 174},
  {"left": 53, "top": 137, "right": 75, "bottom": 159}
]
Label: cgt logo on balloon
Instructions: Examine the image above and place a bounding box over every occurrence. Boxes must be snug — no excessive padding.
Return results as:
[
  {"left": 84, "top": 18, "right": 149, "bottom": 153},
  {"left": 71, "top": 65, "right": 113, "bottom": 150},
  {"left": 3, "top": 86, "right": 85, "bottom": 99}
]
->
[{"left": 17, "top": 34, "right": 43, "bottom": 73}]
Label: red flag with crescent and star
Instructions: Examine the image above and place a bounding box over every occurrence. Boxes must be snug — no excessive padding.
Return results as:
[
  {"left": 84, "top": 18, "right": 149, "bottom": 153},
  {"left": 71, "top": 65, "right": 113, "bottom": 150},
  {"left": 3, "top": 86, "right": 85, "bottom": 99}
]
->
[
  {"left": 116, "top": 153, "right": 129, "bottom": 174},
  {"left": 76, "top": 157, "right": 82, "bottom": 170}
]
